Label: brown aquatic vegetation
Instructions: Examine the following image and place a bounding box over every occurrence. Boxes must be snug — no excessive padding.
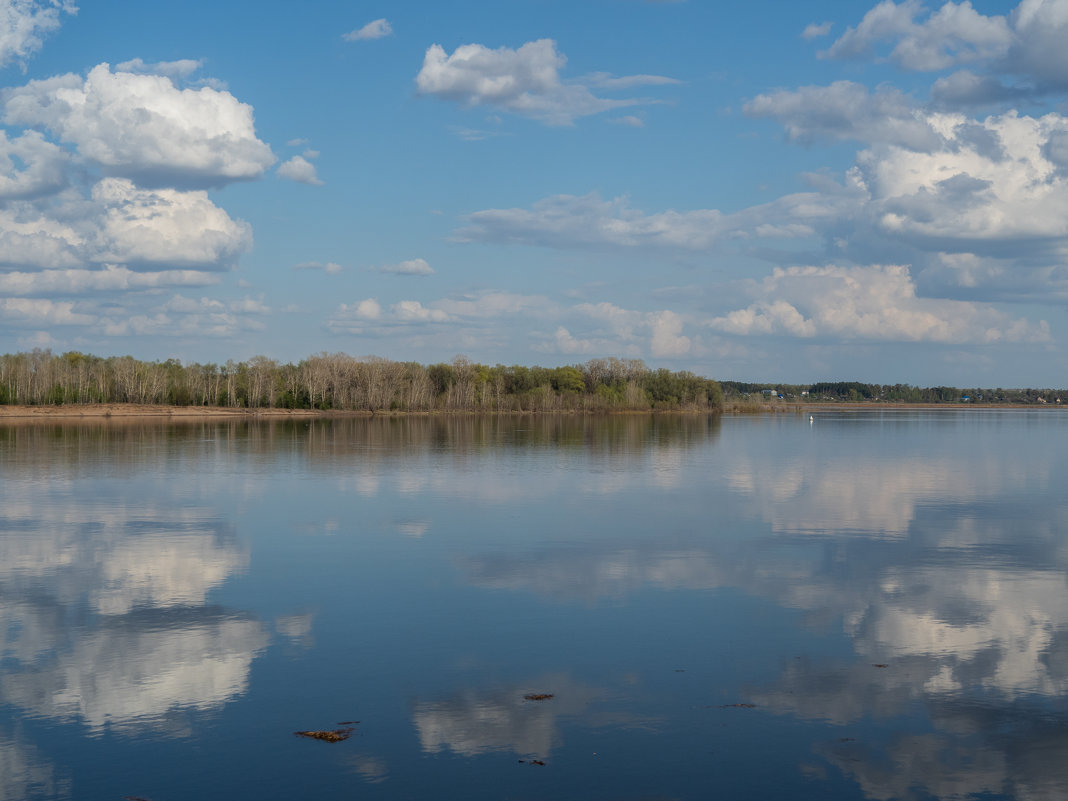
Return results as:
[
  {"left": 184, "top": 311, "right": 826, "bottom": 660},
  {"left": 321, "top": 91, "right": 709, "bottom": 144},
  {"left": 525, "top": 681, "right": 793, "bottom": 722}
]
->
[
  {"left": 294, "top": 727, "right": 355, "bottom": 742},
  {"left": 523, "top": 693, "right": 554, "bottom": 701}
]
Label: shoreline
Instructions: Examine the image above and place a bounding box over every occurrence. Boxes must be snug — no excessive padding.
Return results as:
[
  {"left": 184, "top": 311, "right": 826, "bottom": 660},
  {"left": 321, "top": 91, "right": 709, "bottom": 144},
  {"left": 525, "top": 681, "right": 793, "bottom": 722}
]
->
[{"left": 0, "top": 401, "right": 1063, "bottom": 421}]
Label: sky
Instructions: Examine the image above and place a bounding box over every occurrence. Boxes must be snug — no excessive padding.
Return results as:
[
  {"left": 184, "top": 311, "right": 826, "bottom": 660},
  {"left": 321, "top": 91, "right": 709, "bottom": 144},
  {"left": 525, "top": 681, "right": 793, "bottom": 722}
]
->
[{"left": 0, "top": 0, "right": 1066, "bottom": 386}]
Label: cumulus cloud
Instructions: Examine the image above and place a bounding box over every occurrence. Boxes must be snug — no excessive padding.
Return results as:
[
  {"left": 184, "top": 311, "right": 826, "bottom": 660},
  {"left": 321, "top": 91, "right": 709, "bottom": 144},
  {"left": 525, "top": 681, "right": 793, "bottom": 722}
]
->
[
  {"left": 344, "top": 18, "right": 392, "bottom": 41},
  {"left": 707, "top": 264, "right": 1049, "bottom": 344},
  {"left": 821, "top": 0, "right": 1012, "bottom": 70},
  {"left": 277, "top": 155, "right": 322, "bottom": 185},
  {"left": 0, "top": 0, "right": 73, "bottom": 69},
  {"left": 0, "top": 178, "right": 252, "bottom": 274},
  {"left": 391, "top": 299, "right": 451, "bottom": 322},
  {"left": 0, "top": 296, "right": 93, "bottom": 325},
  {"left": 858, "top": 111, "right": 1068, "bottom": 247},
  {"left": 90, "top": 178, "right": 252, "bottom": 269},
  {"left": 379, "top": 257, "right": 434, "bottom": 275},
  {"left": 822, "top": 0, "right": 1068, "bottom": 93},
  {"left": 745, "top": 81, "right": 944, "bottom": 150},
  {"left": 0, "top": 129, "right": 68, "bottom": 199},
  {"left": 415, "top": 39, "right": 672, "bottom": 125},
  {"left": 4, "top": 63, "right": 275, "bottom": 188}
]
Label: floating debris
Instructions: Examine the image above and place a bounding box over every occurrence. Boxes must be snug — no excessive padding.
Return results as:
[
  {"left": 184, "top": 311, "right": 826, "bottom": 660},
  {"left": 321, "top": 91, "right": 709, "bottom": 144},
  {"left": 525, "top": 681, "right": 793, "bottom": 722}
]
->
[
  {"left": 715, "top": 703, "right": 757, "bottom": 709},
  {"left": 524, "top": 693, "right": 554, "bottom": 701},
  {"left": 872, "top": 664, "right": 888, "bottom": 668},
  {"left": 124, "top": 797, "right": 153, "bottom": 801},
  {"left": 294, "top": 727, "right": 355, "bottom": 743},
  {"left": 337, "top": 721, "right": 360, "bottom": 725},
  {"left": 517, "top": 759, "right": 546, "bottom": 766}
]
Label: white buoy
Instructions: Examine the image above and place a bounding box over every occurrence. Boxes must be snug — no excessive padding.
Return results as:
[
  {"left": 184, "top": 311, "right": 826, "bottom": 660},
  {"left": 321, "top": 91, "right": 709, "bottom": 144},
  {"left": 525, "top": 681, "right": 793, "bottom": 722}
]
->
[{"left": 809, "top": 415, "right": 814, "bottom": 423}]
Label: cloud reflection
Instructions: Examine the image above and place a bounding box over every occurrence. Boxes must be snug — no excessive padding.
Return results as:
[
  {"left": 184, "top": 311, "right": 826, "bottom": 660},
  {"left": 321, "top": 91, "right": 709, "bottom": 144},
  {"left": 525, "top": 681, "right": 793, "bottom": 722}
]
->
[
  {"left": 0, "top": 484, "right": 266, "bottom": 733},
  {"left": 0, "top": 731, "right": 68, "bottom": 801},
  {"left": 413, "top": 677, "right": 603, "bottom": 759}
]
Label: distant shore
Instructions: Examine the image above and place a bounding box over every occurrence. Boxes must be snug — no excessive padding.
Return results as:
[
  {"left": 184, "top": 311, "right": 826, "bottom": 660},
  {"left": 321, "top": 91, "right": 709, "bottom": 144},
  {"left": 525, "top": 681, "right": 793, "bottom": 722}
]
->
[
  {"left": 0, "top": 401, "right": 1063, "bottom": 421},
  {"left": 0, "top": 404, "right": 330, "bottom": 420}
]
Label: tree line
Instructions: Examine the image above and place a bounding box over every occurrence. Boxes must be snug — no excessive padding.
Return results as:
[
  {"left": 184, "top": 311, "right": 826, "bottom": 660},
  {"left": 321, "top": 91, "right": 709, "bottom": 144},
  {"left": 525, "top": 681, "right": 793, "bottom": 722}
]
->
[
  {"left": 0, "top": 350, "right": 724, "bottom": 412},
  {"left": 721, "top": 380, "right": 1066, "bottom": 405}
]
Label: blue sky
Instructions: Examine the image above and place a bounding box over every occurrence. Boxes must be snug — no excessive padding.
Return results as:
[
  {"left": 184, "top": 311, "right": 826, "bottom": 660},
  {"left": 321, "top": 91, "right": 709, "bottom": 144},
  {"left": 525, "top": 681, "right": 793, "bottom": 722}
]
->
[{"left": 0, "top": 0, "right": 1066, "bottom": 386}]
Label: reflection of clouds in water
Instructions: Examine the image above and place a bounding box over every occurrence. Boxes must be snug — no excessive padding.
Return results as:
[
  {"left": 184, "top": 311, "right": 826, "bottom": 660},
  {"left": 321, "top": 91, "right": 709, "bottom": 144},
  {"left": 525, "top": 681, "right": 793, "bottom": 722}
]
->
[
  {"left": 275, "top": 612, "right": 315, "bottom": 644},
  {"left": 0, "top": 489, "right": 266, "bottom": 733},
  {"left": 808, "top": 710, "right": 1068, "bottom": 801},
  {"left": 413, "top": 677, "right": 602, "bottom": 759},
  {"left": 728, "top": 454, "right": 1048, "bottom": 537},
  {"left": 1, "top": 611, "right": 268, "bottom": 731},
  {"left": 816, "top": 734, "right": 1007, "bottom": 801},
  {"left": 0, "top": 731, "right": 68, "bottom": 801},
  {"left": 0, "top": 500, "right": 247, "bottom": 614},
  {"left": 347, "top": 754, "right": 389, "bottom": 784},
  {"left": 94, "top": 531, "right": 247, "bottom": 614},
  {"left": 463, "top": 548, "right": 729, "bottom": 603},
  {"left": 395, "top": 519, "right": 430, "bottom": 538},
  {"left": 291, "top": 519, "right": 341, "bottom": 537},
  {"left": 856, "top": 567, "right": 1068, "bottom": 697}
]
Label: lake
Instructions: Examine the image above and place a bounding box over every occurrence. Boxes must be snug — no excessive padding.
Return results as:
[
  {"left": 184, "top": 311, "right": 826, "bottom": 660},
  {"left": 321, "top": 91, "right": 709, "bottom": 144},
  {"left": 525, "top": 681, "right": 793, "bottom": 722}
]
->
[{"left": 1, "top": 409, "right": 1067, "bottom": 800}]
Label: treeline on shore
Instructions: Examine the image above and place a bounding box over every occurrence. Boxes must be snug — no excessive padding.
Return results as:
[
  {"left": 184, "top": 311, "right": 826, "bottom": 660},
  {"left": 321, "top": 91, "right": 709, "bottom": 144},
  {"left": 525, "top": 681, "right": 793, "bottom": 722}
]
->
[
  {"left": 722, "top": 380, "right": 1065, "bottom": 405},
  {"left": 0, "top": 350, "right": 724, "bottom": 412}
]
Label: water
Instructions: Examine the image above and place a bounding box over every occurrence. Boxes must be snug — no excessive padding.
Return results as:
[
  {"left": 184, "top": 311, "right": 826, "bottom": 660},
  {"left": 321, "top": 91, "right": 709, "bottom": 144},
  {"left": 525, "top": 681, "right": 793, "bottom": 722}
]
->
[{"left": 1, "top": 410, "right": 1066, "bottom": 800}]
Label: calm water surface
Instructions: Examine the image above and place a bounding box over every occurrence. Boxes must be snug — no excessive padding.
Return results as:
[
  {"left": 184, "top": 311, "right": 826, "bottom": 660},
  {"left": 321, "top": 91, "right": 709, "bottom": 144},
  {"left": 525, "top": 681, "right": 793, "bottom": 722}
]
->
[{"left": 1, "top": 410, "right": 1067, "bottom": 800}]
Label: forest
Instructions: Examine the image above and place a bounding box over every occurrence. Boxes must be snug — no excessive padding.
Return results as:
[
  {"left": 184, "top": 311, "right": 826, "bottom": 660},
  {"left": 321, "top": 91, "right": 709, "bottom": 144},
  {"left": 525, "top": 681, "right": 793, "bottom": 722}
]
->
[
  {"left": 721, "top": 380, "right": 1066, "bottom": 405},
  {"left": 0, "top": 350, "right": 724, "bottom": 412}
]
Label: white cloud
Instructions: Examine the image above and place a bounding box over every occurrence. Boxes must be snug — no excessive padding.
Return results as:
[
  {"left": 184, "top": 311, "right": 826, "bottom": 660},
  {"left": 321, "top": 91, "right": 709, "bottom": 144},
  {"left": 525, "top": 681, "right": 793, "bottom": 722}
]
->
[
  {"left": 649, "top": 309, "right": 692, "bottom": 356},
  {"left": 379, "top": 257, "right": 434, "bottom": 275},
  {"left": 582, "top": 71, "right": 680, "bottom": 90},
  {"left": 416, "top": 39, "right": 654, "bottom": 125},
  {"left": 821, "top": 0, "right": 1012, "bottom": 71},
  {"left": 277, "top": 155, "right": 322, "bottom": 185},
  {"left": 858, "top": 110, "right": 1068, "bottom": 246},
  {"left": 0, "top": 266, "right": 219, "bottom": 294},
  {"left": 114, "top": 57, "right": 203, "bottom": 80},
  {"left": 456, "top": 191, "right": 835, "bottom": 251},
  {"left": 802, "top": 21, "right": 833, "bottom": 39},
  {"left": 457, "top": 192, "right": 725, "bottom": 249},
  {"left": 391, "top": 299, "right": 451, "bottom": 322},
  {"left": 707, "top": 264, "right": 1050, "bottom": 344},
  {"left": 0, "top": 129, "right": 68, "bottom": 199},
  {"left": 745, "top": 81, "right": 944, "bottom": 150},
  {"left": 434, "top": 291, "right": 549, "bottom": 318},
  {"left": 294, "top": 260, "right": 342, "bottom": 274},
  {"left": 354, "top": 298, "right": 381, "bottom": 319},
  {"left": 0, "top": 0, "right": 74, "bottom": 69},
  {"left": 0, "top": 296, "right": 93, "bottom": 325},
  {"left": 609, "top": 115, "right": 645, "bottom": 127},
  {"left": 822, "top": 0, "right": 1068, "bottom": 92},
  {"left": 4, "top": 63, "right": 276, "bottom": 188},
  {"left": 343, "top": 18, "right": 392, "bottom": 42},
  {"left": 90, "top": 178, "right": 252, "bottom": 269}
]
